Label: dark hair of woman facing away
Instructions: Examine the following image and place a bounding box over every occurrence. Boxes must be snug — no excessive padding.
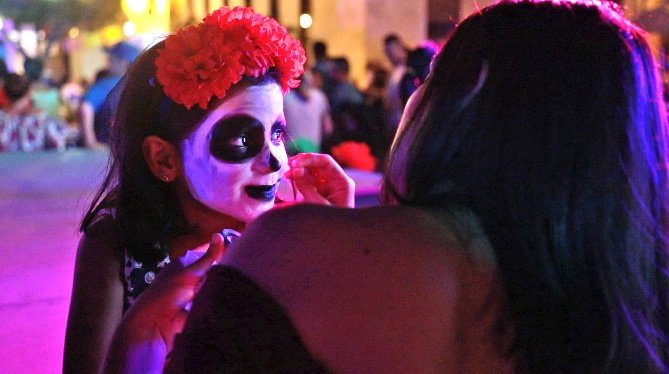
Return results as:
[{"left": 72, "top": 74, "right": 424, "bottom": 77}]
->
[
  {"left": 383, "top": 0, "right": 669, "bottom": 372},
  {"left": 80, "top": 41, "right": 276, "bottom": 264}
]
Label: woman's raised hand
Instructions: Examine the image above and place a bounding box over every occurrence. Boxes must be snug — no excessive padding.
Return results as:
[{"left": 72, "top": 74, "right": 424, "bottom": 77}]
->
[
  {"left": 284, "top": 153, "right": 356, "bottom": 208},
  {"left": 102, "top": 234, "right": 226, "bottom": 374}
]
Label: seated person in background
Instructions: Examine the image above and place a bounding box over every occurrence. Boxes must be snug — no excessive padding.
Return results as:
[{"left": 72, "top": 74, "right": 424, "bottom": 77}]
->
[
  {"left": 0, "top": 73, "right": 68, "bottom": 152},
  {"left": 283, "top": 70, "right": 333, "bottom": 154},
  {"left": 79, "top": 41, "right": 139, "bottom": 149},
  {"left": 106, "top": 0, "right": 669, "bottom": 372}
]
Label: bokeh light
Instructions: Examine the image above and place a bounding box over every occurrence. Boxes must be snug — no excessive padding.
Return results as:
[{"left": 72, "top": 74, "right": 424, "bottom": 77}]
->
[{"left": 299, "top": 13, "right": 313, "bottom": 29}]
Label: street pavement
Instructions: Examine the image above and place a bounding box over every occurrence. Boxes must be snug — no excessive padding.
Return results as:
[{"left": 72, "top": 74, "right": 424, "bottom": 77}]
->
[{"left": 0, "top": 149, "right": 108, "bottom": 373}]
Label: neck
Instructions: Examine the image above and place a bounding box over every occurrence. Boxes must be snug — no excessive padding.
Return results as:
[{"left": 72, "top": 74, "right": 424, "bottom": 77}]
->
[
  {"left": 170, "top": 186, "right": 246, "bottom": 259},
  {"left": 169, "top": 214, "right": 245, "bottom": 259}
]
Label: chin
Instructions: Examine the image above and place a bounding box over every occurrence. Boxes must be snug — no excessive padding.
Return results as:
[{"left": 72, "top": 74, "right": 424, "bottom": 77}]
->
[{"left": 230, "top": 201, "right": 275, "bottom": 223}]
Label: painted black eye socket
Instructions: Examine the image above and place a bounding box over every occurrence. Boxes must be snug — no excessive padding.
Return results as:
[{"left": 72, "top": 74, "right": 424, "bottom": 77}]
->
[{"left": 210, "top": 115, "right": 265, "bottom": 163}]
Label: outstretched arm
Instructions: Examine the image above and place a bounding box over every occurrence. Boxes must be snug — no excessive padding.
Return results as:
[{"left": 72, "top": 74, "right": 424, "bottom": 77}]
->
[{"left": 101, "top": 234, "right": 225, "bottom": 374}]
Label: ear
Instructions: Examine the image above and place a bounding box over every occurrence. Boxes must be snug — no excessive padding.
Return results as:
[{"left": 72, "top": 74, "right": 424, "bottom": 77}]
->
[{"left": 142, "top": 136, "right": 181, "bottom": 182}]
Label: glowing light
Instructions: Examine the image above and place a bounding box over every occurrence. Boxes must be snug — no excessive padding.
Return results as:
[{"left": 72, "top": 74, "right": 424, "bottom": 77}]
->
[
  {"left": 123, "top": 0, "right": 149, "bottom": 14},
  {"left": 0, "top": 18, "right": 4, "bottom": 31},
  {"left": 8, "top": 30, "right": 19, "bottom": 42},
  {"left": 123, "top": 21, "right": 137, "bottom": 37},
  {"left": 100, "top": 25, "right": 124, "bottom": 46},
  {"left": 299, "top": 13, "right": 313, "bottom": 29},
  {"left": 19, "top": 29, "right": 37, "bottom": 57},
  {"left": 155, "top": 0, "right": 168, "bottom": 13},
  {"left": 68, "top": 27, "right": 80, "bottom": 39}
]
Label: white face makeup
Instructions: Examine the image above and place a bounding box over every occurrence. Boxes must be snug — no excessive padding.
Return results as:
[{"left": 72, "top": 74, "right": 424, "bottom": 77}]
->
[{"left": 180, "top": 83, "right": 288, "bottom": 223}]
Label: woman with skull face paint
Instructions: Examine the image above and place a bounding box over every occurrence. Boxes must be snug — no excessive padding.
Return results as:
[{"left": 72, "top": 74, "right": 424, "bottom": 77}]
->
[{"left": 63, "top": 7, "right": 354, "bottom": 374}]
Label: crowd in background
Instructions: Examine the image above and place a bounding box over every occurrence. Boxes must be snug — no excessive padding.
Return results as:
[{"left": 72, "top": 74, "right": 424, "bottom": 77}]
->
[
  {"left": 0, "top": 32, "right": 440, "bottom": 173},
  {"left": 0, "top": 40, "right": 139, "bottom": 153},
  {"left": 286, "top": 36, "right": 440, "bottom": 172}
]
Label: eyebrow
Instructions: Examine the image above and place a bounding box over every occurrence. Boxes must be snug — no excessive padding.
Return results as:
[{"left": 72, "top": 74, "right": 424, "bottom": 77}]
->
[
  {"left": 212, "top": 113, "right": 254, "bottom": 126},
  {"left": 272, "top": 120, "right": 287, "bottom": 129}
]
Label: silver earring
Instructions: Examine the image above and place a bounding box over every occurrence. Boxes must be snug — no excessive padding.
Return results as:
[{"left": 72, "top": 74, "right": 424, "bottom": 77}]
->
[{"left": 162, "top": 175, "right": 170, "bottom": 182}]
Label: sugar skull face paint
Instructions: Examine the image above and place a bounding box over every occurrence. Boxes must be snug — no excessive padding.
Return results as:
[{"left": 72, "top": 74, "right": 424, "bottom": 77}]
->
[{"left": 180, "top": 83, "right": 288, "bottom": 223}]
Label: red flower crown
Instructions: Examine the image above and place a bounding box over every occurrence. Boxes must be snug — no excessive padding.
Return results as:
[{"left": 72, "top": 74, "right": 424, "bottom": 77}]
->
[{"left": 155, "top": 6, "right": 306, "bottom": 110}]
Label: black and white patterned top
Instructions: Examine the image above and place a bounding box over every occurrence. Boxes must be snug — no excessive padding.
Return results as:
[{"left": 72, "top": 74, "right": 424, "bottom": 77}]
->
[
  {"left": 92, "top": 208, "right": 171, "bottom": 312},
  {"left": 123, "top": 252, "right": 170, "bottom": 311}
]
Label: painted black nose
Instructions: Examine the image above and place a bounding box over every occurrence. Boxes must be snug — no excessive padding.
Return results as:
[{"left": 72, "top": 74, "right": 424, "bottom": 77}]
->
[{"left": 269, "top": 152, "right": 282, "bottom": 172}]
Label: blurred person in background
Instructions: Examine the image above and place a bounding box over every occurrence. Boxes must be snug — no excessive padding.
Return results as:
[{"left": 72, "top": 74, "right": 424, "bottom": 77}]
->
[
  {"left": 363, "top": 60, "right": 391, "bottom": 160},
  {"left": 399, "top": 45, "right": 437, "bottom": 106},
  {"left": 79, "top": 41, "right": 140, "bottom": 149},
  {"left": 311, "top": 40, "right": 334, "bottom": 98},
  {"left": 283, "top": 70, "right": 333, "bottom": 154},
  {"left": 0, "top": 73, "right": 69, "bottom": 151},
  {"left": 382, "top": 33, "right": 408, "bottom": 132},
  {"left": 327, "top": 57, "right": 363, "bottom": 112},
  {"left": 0, "top": 58, "right": 10, "bottom": 108}
]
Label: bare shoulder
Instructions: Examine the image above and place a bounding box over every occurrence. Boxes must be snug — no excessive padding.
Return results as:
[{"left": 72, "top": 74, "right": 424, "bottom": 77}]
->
[
  {"left": 75, "top": 213, "right": 123, "bottom": 269},
  {"left": 221, "top": 204, "right": 486, "bottom": 372},
  {"left": 222, "top": 204, "right": 463, "bottom": 279}
]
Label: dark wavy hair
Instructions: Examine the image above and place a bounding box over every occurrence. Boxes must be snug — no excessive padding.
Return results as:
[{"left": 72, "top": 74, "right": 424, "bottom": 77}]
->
[
  {"left": 383, "top": 1, "right": 669, "bottom": 372},
  {"left": 81, "top": 41, "right": 278, "bottom": 264}
]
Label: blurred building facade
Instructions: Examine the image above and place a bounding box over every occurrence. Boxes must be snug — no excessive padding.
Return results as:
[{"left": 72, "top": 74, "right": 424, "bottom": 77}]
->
[
  {"left": 2, "top": 0, "right": 665, "bottom": 88},
  {"left": 62, "top": 0, "right": 465, "bottom": 87}
]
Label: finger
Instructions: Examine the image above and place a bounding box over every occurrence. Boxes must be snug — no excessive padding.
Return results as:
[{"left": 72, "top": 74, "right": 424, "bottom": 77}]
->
[
  {"left": 290, "top": 153, "right": 340, "bottom": 172},
  {"left": 306, "top": 156, "right": 350, "bottom": 184},
  {"left": 291, "top": 167, "right": 329, "bottom": 204},
  {"left": 290, "top": 154, "right": 341, "bottom": 186},
  {"left": 187, "top": 233, "right": 225, "bottom": 277}
]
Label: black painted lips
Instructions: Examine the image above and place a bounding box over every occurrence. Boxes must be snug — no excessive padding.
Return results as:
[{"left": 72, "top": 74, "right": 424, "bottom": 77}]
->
[{"left": 245, "top": 183, "right": 278, "bottom": 201}]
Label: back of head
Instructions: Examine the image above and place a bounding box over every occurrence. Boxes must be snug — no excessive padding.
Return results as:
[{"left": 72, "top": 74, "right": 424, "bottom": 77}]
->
[
  {"left": 385, "top": 0, "right": 669, "bottom": 371},
  {"left": 108, "top": 41, "right": 141, "bottom": 64},
  {"left": 107, "top": 41, "right": 141, "bottom": 76},
  {"left": 3, "top": 73, "right": 31, "bottom": 102},
  {"left": 313, "top": 41, "right": 327, "bottom": 59},
  {"left": 406, "top": 47, "right": 436, "bottom": 82},
  {"left": 383, "top": 33, "right": 401, "bottom": 46},
  {"left": 331, "top": 57, "right": 350, "bottom": 78}
]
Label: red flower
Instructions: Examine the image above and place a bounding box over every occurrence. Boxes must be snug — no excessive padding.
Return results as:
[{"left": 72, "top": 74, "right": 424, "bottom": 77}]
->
[
  {"left": 155, "top": 6, "right": 306, "bottom": 110},
  {"left": 331, "top": 141, "right": 378, "bottom": 172}
]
